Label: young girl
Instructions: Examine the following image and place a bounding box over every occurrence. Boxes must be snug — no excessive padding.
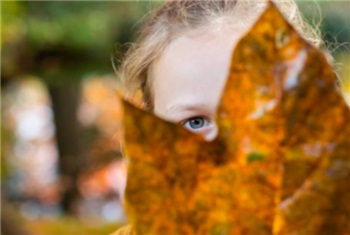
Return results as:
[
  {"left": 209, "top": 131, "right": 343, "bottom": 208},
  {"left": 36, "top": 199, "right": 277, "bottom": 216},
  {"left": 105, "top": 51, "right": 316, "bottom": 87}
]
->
[
  {"left": 118, "top": 0, "right": 325, "bottom": 141},
  {"left": 113, "top": 0, "right": 327, "bottom": 234}
]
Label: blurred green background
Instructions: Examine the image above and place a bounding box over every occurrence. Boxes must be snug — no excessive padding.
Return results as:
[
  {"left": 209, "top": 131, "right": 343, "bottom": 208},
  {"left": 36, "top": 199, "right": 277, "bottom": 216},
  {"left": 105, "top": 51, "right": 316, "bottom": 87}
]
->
[{"left": 1, "top": 1, "right": 349, "bottom": 235}]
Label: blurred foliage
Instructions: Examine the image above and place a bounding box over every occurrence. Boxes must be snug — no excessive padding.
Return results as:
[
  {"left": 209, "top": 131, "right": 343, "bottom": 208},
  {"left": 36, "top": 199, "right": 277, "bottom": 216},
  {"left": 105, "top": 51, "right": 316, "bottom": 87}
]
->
[
  {"left": 297, "top": 1, "right": 350, "bottom": 51},
  {"left": 1, "top": 126, "right": 12, "bottom": 180},
  {"left": 1, "top": 1, "right": 160, "bottom": 84},
  {"left": 1, "top": 1, "right": 160, "bottom": 217},
  {"left": 1, "top": 2, "right": 159, "bottom": 228},
  {"left": 297, "top": 1, "right": 350, "bottom": 94},
  {"left": 317, "top": 1, "right": 350, "bottom": 54},
  {"left": 24, "top": 217, "right": 122, "bottom": 235}
]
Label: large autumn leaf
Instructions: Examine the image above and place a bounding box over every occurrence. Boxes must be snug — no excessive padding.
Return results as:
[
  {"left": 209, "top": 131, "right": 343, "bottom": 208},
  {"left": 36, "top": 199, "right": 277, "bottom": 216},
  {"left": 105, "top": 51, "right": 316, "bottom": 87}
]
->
[{"left": 122, "top": 2, "right": 350, "bottom": 235}]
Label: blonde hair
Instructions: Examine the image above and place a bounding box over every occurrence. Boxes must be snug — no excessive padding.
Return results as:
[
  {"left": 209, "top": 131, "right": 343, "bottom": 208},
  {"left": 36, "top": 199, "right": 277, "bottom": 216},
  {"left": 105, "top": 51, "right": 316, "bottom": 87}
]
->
[{"left": 118, "top": 0, "right": 325, "bottom": 110}]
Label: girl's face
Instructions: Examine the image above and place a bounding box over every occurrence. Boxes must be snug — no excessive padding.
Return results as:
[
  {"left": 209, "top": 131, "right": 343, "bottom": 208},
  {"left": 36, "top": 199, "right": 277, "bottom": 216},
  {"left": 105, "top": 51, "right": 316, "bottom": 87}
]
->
[{"left": 151, "top": 25, "right": 246, "bottom": 141}]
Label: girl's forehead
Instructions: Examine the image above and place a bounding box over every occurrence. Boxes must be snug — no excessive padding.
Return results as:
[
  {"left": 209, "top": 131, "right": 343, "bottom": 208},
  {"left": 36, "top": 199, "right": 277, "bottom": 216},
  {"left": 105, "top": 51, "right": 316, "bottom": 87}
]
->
[
  {"left": 151, "top": 26, "right": 246, "bottom": 122},
  {"left": 178, "top": 14, "right": 252, "bottom": 40}
]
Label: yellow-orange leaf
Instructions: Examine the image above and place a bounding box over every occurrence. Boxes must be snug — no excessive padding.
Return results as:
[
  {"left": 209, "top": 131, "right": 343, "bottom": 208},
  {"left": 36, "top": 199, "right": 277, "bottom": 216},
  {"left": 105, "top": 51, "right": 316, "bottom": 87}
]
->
[{"left": 122, "top": 2, "right": 350, "bottom": 235}]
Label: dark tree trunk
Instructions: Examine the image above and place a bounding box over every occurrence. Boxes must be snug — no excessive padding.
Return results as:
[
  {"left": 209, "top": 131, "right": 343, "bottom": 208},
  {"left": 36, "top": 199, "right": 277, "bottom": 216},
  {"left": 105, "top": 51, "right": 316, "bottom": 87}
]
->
[{"left": 48, "top": 83, "right": 82, "bottom": 215}]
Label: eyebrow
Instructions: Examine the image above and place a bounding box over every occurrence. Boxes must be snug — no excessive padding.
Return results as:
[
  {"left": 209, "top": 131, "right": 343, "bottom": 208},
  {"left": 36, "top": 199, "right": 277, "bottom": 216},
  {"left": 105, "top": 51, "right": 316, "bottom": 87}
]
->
[{"left": 164, "top": 101, "right": 215, "bottom": 118}]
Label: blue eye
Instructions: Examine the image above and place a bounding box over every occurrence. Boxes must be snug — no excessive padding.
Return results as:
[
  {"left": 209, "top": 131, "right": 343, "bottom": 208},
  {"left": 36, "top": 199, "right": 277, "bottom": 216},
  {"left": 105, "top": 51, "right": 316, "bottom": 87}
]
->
[{"left": 183, "top": 117, "right": 208, "bottom": 130}]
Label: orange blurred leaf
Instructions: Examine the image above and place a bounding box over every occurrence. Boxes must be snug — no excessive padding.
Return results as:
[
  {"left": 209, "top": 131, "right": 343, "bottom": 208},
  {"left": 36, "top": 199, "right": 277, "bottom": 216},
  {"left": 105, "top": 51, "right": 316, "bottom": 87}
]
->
[{"left": 122, "top": 2, "right": 350, "bottom": 235}]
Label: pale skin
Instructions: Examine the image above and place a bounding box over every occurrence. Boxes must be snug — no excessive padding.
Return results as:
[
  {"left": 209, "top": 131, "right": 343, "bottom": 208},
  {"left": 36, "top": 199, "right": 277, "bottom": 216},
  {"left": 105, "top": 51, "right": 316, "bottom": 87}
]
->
[{"left": 151, "top": 22, "right": 247, "bottom": 141}]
